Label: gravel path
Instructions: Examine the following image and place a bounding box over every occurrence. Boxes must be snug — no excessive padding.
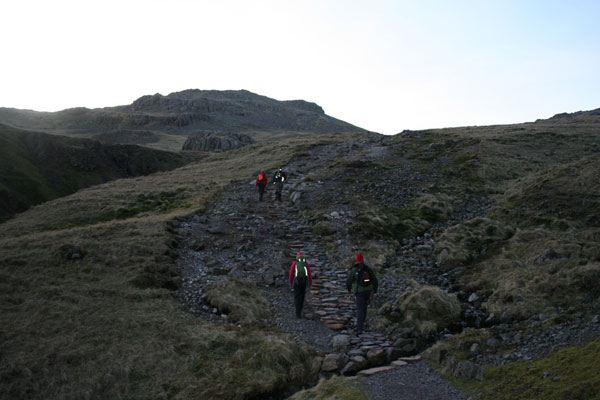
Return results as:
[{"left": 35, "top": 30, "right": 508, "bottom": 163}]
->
[{"left": 359, "top": 362, "right": 468, "bottom": 400}]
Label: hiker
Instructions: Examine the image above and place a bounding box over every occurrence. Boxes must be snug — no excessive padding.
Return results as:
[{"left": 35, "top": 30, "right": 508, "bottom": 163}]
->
[
  {"left": 272, "top": 168, "right": 287, "bottom": 202},
  {"left": 256, "top": 170, "right": 268, "bottom": 201},
  {"left": 346, "top": 254, "right": 378, "bottom": 334},
  {"left": 288, "top": 252, "right": 313, "bottom": 318}
]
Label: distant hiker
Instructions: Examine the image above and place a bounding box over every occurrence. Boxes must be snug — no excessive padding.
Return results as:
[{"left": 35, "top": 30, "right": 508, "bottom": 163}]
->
[
  {"left": 272, "top": 168, "right": 287, "bottom": 202},
  {"left": 289, "top": 252, "right": 313, "bottom": 318},
  {"left": 256, "top": 170, "right": 268, "bottom": 201},
  {"left": 346, "top": 254, "right": 378, "bottom": 334}
]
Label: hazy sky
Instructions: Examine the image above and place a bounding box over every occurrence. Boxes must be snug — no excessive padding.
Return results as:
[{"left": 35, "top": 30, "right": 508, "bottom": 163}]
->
[{"left": 2, "top": 0, "right": 599, "bottom": 134}]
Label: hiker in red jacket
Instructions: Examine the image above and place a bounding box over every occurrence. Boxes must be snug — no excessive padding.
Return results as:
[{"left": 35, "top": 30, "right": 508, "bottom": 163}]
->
[
  {"left": 289, "top": 252, "right": 313, "bottom": 318},
  {"left": 256, "top": 170, "right": 268, "bottom": 201}
]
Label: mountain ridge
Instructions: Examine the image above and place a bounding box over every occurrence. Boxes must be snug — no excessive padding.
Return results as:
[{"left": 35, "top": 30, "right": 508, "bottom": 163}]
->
[{"left": 0, "top": 90, "right": 366, "bottom": 151}]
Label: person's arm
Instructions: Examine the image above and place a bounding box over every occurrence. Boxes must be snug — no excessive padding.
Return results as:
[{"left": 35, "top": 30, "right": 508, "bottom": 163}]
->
[
  {"left": 307, "top": 263, "right": 313, "bottom": 287},
  {"left": 346, "top": 266, "right": 355, "bottom": 292},
  {"left": 370, "top": 265, "right": 378, "bottom": 293},
  {"left": 289, "top": 262, "right": 296, "bottom": 286}
]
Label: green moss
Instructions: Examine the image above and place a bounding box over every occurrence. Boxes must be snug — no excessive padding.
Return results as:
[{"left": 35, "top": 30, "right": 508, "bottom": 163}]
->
[{"left": 465, "top": 338, "right": 600, "bottom": 400}]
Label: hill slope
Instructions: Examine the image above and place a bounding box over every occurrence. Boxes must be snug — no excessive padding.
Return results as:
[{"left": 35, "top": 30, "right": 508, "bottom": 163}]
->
[
  {"left": 0, "top": 124, "right": 193, "bottom": 221},
  {"left": 0, "top": 108, "right": 599, "bottom": 399}
]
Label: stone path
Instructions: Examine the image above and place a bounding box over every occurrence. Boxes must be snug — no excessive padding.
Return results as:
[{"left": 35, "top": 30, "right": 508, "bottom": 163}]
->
[
  {"left": 175, "top": 168, "right": 397, "bottom": 371},
  {"left": 173, "top": 139, "right": 472, "bottom": 399}
]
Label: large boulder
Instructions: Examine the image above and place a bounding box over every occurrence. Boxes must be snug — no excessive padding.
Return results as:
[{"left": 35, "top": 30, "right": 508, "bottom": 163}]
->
[{"left": 182, "top": 130, "right": 254, "bottom": 152}]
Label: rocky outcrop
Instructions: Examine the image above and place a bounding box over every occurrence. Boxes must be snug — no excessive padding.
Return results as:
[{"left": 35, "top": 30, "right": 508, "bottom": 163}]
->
[
  {"left": 0, "top": 89, "right": 366, "bottom": 140},
  {"left": 182, "top": 130, "right": 254, "bottom": 152}
]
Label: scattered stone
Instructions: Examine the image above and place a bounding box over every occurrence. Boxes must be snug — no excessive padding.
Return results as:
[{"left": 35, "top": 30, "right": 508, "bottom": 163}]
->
[
  {"left": 468, "top": 293, "right": 480, "bottom": 303},
  {"left": 397, "top": 355, "right": 422, "bottom": 363},
  {"left": 321, "top": 354, "right": 345, "bottom": 372},
  {"left": 500, "top": 312, "right": 513, "bottom": 323},
  {"left": 392, "top": 360, "right": 408, "bottom": 367},
  {"left": 366, "top": 347, "right": 387, "bottom": 367},
  {"left": 453, "top": 360, "right": 483, "bottom": 381},
  {"left": 469, "top": 343, "right": 481, "bottom": 357},
  {"left": 331, "top": 334, "right": 351, "bottom": 350},
  {"left": 357, "top": 366, "right": 395, "bottom": 376}
]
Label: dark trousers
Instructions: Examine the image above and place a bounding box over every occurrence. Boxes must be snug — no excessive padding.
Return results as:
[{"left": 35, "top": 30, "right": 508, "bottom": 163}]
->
[
  {"left": 257, "top": 183, "right": 266, "bottom": 200},
  {"left": 355, "top": 291, "right": 371, "bottom": 332},
  {"left": 275, "top": 181, "right": 283, "bottom": 201},
  {"left": 293, "top": 282, "right": 307, "bottom": 318}
]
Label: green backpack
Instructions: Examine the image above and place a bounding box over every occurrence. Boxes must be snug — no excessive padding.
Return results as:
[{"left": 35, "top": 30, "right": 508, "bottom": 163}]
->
[{"left": 295, "top": 255, "right": 308, "bottom": 286}]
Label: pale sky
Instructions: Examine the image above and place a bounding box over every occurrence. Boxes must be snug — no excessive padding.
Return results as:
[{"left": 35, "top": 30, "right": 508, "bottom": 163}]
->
[{"left": 1, "top": 0, "right": 599, "bottom": 134}]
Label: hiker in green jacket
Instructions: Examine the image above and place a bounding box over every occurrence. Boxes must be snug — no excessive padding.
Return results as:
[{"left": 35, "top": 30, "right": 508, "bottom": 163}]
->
[
  {"left": 289, "top": 252, "right": 313, "bottom": 318},
  {"left": 272, "top": 168, "right": 287, "bottom": 202},
  {"left": 346, "top": 254, "right": 378, "bottom": 334}
]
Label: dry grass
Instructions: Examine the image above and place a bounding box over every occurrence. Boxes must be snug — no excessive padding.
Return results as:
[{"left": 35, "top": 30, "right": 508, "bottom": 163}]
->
[
  {"left": 204, "top": 278, "right": 272, "bottom": 325},
  {"left": 0, "top": 132, "right": 357, "bottom": 399},
  {"left": 288, "top": 375, "right": 367, "bottom": 400},
  {"left": 176, "top": 329, "right": 318, "bottom": 400}
]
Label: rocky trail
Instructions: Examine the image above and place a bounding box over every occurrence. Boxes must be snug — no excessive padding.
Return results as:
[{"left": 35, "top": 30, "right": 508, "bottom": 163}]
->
[{"left": 173, "top": 140, "right": 470, "bottom": 399}]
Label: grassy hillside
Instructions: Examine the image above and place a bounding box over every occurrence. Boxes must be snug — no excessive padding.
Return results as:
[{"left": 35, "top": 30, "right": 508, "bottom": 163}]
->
[
  {"left": 1, "top": 107, "right": 599, "bottom": 399},
  {"left": 0, "top": 124, "right": 195, "bottom": 222},
  {"left": 0, "top": 133, "right": 355, "bottom": 399}
]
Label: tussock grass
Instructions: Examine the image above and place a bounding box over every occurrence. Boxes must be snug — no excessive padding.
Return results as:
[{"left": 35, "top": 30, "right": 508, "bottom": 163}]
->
[
  {"left": 425, "top": 329, "right": 493, "bottom": 363},
  {"left": 352, "top": 193, "right": 454, "bottom": 241},
  {"left": 399, "top": 286, "right": 461, "bottom": 336},
  {"left": 383, "top": 285, "right": 461, "bottom": 336},
  {"left": 176, "top": 329, "right": 318, "bottom": 400},
  {"left": 288, "top": 375, "right": 368, "bottom": 400},
  {"left": 0, "top": 132, "right": 358, "bottom": 399},
  {"left": 434, "top": 217, "right": 516, "bottom": 270},
  {"left": 444, "top": 154, "right": 600, "bottom": 320},
  {"left": 204, "top": 278, "right": 271, "bottom": 325}
]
